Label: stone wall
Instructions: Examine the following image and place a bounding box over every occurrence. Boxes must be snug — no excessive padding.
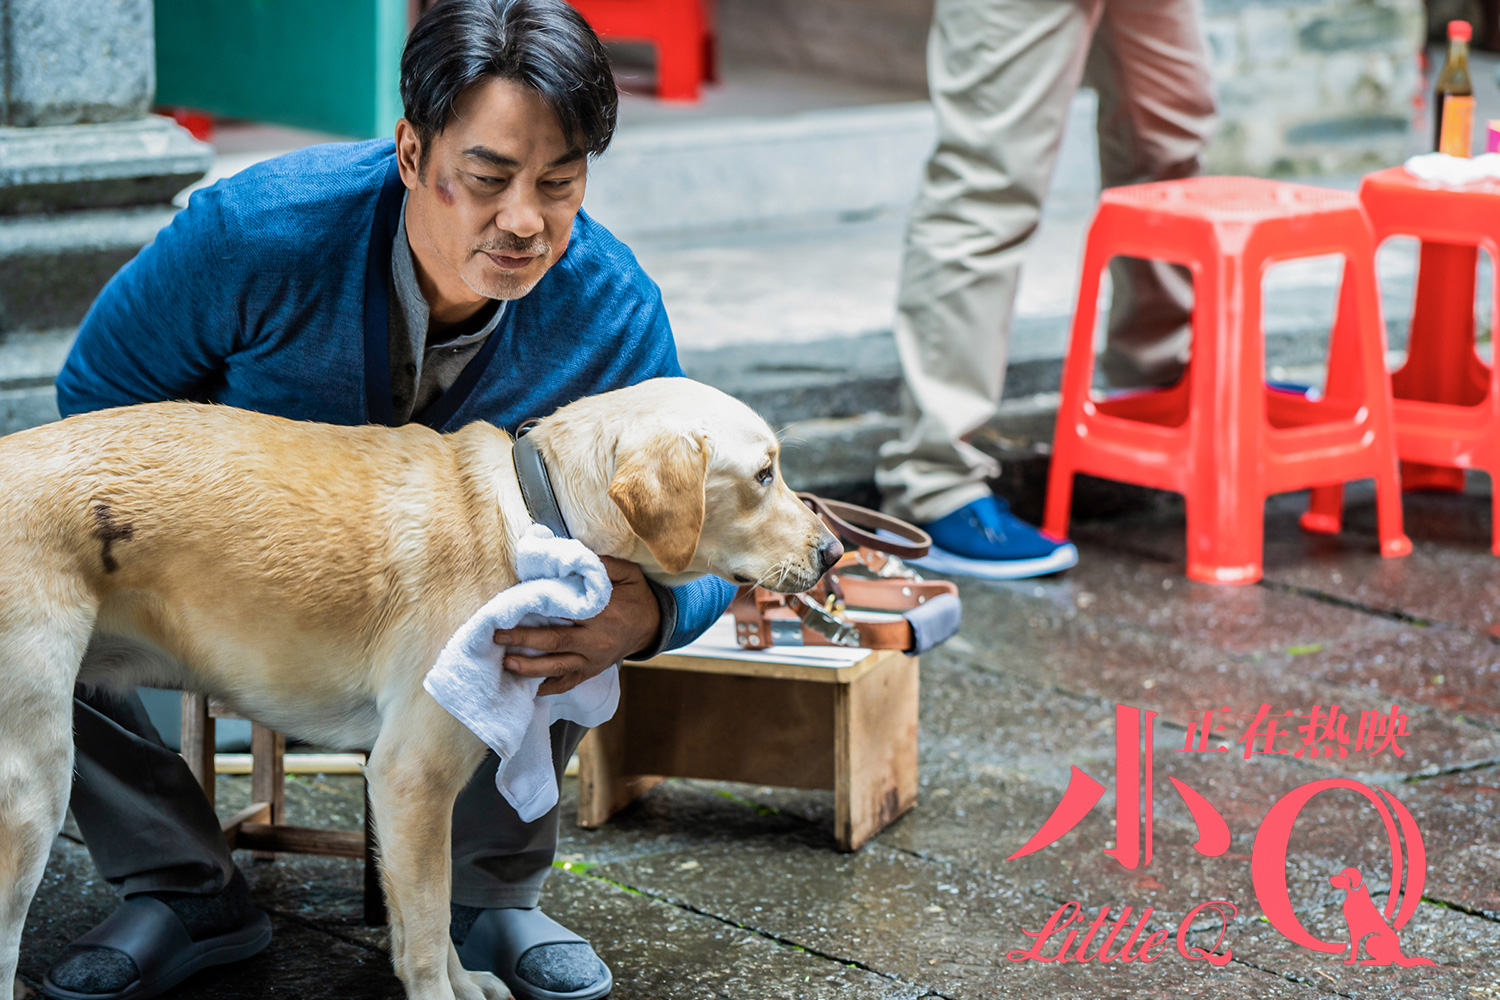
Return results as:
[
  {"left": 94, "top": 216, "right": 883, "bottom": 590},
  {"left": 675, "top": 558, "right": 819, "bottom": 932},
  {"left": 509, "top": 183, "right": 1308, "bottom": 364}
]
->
[
  {"left": 718, "top": 0, "right": 931, "bottom": 96},
  {"left": 0, "top": 0, "right": 210, "bottom": 432},
  {"left": 718, "top": 0, "right": 1428, "bottom": 176},
  {"left": 1203, "top": 0, "right": 1426, "bottom": 174}
]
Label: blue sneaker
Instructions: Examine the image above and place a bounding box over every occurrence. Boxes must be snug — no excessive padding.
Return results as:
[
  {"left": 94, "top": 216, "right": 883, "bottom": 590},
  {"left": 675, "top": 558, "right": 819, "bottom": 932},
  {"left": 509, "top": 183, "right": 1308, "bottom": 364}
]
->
[{"left": 915, "top": 496, "right": 1079, "bottom": 580}]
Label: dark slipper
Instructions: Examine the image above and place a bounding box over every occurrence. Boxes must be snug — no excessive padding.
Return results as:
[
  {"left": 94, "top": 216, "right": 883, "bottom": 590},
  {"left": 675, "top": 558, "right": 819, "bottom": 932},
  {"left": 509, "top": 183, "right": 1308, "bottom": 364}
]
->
[
  {"left": 456, "top": 907, "right": 611, "bottom": 1000},
  {"left": 41, "top": 896, "right": 271, "bottom": 1000}
]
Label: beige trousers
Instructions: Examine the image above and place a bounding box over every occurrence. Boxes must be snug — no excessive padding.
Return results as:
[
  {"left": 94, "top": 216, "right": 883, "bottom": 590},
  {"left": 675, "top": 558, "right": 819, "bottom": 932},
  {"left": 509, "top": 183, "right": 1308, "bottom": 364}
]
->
[{"left": 877, "top": 0, "right": 1217, "bottom": 523}]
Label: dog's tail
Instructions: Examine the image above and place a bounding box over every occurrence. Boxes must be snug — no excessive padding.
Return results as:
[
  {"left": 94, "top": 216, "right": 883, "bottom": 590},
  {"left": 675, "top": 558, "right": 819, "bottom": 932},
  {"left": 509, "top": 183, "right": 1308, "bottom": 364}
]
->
[
  {"left": 0, "top": 579, "right": 97, "bottom": 996},
  {"left": 1393, "top": 955, "right": 1437, "bottom": 967}
]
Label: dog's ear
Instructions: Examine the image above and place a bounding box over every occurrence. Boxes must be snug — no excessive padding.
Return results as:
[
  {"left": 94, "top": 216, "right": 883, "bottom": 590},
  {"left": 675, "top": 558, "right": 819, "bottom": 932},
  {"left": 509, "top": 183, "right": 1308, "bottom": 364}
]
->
[{"left": 608, "top": 430, "right": 708, "bottom": 574}]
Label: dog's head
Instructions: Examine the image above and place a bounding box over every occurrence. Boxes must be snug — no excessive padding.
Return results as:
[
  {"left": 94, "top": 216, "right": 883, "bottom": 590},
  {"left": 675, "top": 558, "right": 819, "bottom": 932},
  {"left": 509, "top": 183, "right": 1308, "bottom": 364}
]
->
[
  {"left": 530, "top": 378, "right": 841, "bottom": 592},
  {"left": 1328, "top": 867, "right": 1362, "bottom": 891}
]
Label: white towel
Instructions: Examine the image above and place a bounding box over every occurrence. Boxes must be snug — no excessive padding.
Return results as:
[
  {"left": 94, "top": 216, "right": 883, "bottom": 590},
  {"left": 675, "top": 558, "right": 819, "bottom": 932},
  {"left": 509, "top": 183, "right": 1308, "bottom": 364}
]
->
[
  {"left": 1404, "top": 152, "right": 1500, "bottom": 186},
  {"left": 423, "top": 524, "right": 620, "bottom": 823}
]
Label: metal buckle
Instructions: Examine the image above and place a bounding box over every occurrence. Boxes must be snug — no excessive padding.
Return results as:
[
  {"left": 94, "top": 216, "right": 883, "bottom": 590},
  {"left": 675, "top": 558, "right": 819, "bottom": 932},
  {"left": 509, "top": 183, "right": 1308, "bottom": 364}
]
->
[
  {"left": 875, "top": 553, "right": 922, "bottom": 581},
  {"left": 769, "top": 619, "right": 806, "bottom": 646},
  {"left": 854, "top": 548, "right": 924, "bottom": 582},
  {"left": 791, "top": 594, "right": 861, "bottom": 647}
]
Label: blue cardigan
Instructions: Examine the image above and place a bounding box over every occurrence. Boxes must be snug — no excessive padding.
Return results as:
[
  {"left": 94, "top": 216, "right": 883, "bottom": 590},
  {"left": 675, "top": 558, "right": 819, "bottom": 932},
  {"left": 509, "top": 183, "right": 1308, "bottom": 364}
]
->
[{"left": 58, "top": 138, "right": 735, "bottom": 651}]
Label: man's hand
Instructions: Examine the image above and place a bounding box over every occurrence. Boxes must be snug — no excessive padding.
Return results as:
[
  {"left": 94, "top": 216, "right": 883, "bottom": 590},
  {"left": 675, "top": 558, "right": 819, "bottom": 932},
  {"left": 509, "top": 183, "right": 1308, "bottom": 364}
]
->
[{"left": 495, "top": 556, "right": 661, "bottom": 695}]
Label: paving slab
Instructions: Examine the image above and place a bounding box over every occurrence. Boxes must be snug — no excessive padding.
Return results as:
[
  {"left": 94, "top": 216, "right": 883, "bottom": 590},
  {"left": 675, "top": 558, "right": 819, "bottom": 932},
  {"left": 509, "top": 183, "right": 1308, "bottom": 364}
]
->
[
  {"left": 927, "top": 576, "right": 1500, "bottom": 777},
  {"left": 555, "top": 643, "right": 1492, "bottom": 987},
  {"left": 19, "top": 836, "right": 399, "bottom": 1000},
  {"left": 1260, "top": 492, "right": 1500, "bottom": 638},
  {"left": 958, "top": 546, "right": 1405, "bottom": 659},
  {"left": 540, "top": 865, "right": 928, "bottom": 1000},
  {"left": 587, "top": 835, "right": 1318, "bottom": 999},
  {"left": 1280, "top": 629, "right": 1500, "bottom": 728},
  {"left": 1423, "top": 842, "right": 1500, "bottom": 922},
  {"left": 1386, "top": 769, "right": 1500, "bottom": 917},
  {"left": 1183, "top": 893, "right": 1500, "bottom": 999},
  {"left": 1070, "top": 485, "right": 1500, "bottom": 639}
]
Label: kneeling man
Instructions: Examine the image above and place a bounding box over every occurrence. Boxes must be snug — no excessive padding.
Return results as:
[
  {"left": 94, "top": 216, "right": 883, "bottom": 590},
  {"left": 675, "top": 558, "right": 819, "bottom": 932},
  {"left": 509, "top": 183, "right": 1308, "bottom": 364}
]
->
[{"left": 46, "top": 2, "right": 734, "bottom": 998}]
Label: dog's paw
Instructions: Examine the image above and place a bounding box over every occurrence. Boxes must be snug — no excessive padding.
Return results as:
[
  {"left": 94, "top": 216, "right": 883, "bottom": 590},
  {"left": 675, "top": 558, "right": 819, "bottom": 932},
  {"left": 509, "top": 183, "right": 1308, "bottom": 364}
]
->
[{"left": 451, "top": 969, "right": 511, "bottom": 1000}]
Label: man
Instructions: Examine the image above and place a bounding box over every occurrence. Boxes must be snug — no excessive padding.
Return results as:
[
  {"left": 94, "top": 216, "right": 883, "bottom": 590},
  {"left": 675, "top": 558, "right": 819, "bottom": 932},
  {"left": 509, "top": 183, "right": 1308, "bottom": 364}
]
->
[
  {"left": 45, "top": 2, "right": 733, "bottom": 998},
  {"left": 877, "top": 0, "right": 1217, "bottom": 579}
]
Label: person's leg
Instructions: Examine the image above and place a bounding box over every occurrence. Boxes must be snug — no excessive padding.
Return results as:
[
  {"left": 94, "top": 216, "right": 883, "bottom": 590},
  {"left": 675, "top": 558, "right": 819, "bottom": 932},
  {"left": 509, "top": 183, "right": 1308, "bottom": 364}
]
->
[
  {"left": 69, "top": 688, "right": 236, "bottom": 897},
  {"left": 1087, "top": 0, "right": 1217, "bottom": 388},
  {"left": 46, "top": 688, "right": 268, "bottom": 999},
  {"left": 449, "top": 720, "right": 607, "bottom": 998},
  {"left": 877, "top": 0, "right": 1103, "bottom": 525},
  {"left": 449, "top": 720, "right": 587, "bottom": 910}
]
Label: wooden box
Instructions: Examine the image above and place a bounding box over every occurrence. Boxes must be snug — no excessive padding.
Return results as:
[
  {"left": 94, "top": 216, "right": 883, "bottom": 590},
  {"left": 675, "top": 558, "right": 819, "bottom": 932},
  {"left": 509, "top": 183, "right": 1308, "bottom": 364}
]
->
[{"left": 576, "top": 616, "right": 919, "bottom": 851}]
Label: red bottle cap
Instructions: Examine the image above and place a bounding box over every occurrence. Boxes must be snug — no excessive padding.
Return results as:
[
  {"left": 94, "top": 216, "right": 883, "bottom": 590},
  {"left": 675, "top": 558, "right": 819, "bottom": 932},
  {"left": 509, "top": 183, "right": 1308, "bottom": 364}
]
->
[{"left": 1449, "top": 19, "right": 1473, "bottom": 41}]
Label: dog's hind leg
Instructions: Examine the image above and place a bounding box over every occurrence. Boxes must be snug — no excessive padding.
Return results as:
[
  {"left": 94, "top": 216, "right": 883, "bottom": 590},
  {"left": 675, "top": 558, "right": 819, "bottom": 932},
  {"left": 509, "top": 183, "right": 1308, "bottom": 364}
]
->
[
  {"left": 0, "top": 597, "right": 95, "bottom": 999},
  {"left": 365, "top": 692, "right": 502, "bottom": 1000}
]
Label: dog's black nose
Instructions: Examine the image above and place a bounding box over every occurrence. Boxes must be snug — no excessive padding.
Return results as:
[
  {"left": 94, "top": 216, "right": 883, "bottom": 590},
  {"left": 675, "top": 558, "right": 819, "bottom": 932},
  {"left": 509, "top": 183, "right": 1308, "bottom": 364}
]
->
[{"left": 817, "top": 536, "right": 844, "bottom": 573}]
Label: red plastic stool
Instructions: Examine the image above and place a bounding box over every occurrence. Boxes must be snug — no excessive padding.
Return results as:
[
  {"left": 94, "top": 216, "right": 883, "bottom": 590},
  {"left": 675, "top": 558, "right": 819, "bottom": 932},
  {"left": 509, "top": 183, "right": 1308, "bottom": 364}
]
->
[
  {"left": 158, "top": 107, "right": 215, "bottom": 142},
  {"left": 568, "top": 0, "right": 716, "bottom": 101},
  {"left": 1043, "top": 177, "right": 1411, "bottom": 584},
  {"left": 1305, "top": 166, "right": 1500, "bottom": 555}
]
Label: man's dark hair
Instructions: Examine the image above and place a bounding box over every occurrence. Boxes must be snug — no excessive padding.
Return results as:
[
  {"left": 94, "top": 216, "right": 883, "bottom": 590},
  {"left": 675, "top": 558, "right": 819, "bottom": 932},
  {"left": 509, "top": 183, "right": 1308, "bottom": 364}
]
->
[{"left": 400, "top": 0, "right": 618, "bottom": 171}]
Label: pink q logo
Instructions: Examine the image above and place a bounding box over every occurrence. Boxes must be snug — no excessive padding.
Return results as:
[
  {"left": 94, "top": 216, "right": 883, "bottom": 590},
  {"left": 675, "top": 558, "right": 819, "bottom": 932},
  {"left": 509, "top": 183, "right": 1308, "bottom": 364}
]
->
[{"left": 1252, "top": 779, "right": 1433, "bottom": 966}]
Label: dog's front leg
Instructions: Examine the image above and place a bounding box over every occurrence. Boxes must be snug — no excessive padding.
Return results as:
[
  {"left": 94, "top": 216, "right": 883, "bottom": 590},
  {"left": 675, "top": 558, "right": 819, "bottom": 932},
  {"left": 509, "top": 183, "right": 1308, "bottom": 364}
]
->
[{"left": 366, "top": 697, "right": 509, "bottom": 1000}]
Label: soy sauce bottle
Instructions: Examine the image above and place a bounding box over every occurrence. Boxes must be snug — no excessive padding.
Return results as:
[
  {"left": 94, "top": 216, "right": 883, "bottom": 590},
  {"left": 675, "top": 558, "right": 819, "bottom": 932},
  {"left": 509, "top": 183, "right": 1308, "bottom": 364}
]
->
[{"left": 1435, "top": 19, "right": 1474, "bottom": 156}]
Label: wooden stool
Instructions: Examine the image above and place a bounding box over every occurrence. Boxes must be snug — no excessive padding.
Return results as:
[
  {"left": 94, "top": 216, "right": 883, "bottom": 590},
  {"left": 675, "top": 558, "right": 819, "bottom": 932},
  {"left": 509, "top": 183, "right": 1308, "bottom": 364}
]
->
[
  {"left": 576, "top": 616, "right": 919, "bottom": 851},
  {"left": 179, "top": 694, "right": 384, "bottom": 925}
]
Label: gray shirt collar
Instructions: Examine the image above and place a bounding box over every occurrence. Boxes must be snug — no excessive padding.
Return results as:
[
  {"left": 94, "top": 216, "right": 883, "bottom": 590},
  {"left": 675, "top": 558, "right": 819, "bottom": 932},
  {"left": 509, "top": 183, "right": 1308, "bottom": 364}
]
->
[{"left": 392, "top": 192, "right": 506, "bottom": 350}]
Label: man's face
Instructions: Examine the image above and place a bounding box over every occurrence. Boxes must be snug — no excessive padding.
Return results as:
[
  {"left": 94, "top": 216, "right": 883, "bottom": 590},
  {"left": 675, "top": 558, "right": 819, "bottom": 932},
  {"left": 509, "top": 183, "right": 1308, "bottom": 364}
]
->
[{"left": 396, "top": 77, "right": 586, "bottom": 306}]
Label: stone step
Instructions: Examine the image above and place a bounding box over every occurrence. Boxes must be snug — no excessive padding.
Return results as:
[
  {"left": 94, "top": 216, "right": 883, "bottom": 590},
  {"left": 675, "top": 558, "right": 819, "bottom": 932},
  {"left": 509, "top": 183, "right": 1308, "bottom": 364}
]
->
[
  {"left": 0, "top": 118, "right": 212, "bottom": 214},
  {"left": 586, "top": 91, "right": 1102, "bottom": 239},
  {"left": 0, "top": 205, "right": 177, "bottom": 333},
  {"left": 774, "top": 396, "right": 1062, "bottom": 510},
  {"left": 0, "top": 327, "right": 73, "bottom": 434},
  {"left": 770, "top": 393, "right": 1149, "bottom": 522},
  {"left": 585, "top": 102, "right": 936, "bottom": 238}
]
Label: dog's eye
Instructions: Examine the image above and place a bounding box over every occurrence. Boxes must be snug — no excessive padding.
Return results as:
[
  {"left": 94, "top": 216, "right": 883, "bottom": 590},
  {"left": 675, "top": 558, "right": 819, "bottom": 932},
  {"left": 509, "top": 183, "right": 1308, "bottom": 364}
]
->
[{"left": 756, "top": 465, "right": 774, "bottom": 487}]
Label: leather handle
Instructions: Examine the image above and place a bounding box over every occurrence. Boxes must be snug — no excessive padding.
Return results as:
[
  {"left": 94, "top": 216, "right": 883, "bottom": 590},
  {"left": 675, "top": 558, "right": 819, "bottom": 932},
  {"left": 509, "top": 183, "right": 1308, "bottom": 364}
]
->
[
  {"left": 828, "top": 576, "right": 957, "bottom": 611},
  {"left": 758, "top": 606, "right": 917, "bottom": 651},
  {"left": 798, "top": 493, "right": 931, "bottom": 559}
]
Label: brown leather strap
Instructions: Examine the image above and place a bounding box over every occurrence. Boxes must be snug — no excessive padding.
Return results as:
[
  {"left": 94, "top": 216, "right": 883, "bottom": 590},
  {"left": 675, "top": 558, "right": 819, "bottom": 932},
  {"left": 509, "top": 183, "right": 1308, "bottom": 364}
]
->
[
  {"left": 761, "top": 606, "right": 916, "bottom": 650},
  {"left": 824, "top": 575, "right": 956, "bottom": 612},
  {"left": 798, "top": 493, "right": 931, "bottom": 559},
  {"left": 730, "top": 573, "right": 958, "bottom": 651},
  {"left": 728, "top": 496, "right": 955, "bottom": 652}
]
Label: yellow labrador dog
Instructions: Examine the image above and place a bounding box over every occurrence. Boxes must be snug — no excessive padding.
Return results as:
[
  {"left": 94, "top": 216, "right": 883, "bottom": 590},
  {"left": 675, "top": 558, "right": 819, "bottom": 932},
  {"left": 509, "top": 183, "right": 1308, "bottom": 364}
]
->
[{"left": 0, "top": 377, "right": 837, "bottom": 1000}]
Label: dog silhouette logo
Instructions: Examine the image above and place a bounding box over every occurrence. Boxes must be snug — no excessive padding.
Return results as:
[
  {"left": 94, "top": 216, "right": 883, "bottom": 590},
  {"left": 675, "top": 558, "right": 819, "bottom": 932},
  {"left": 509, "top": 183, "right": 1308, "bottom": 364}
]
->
[
  {"left": 1254, "top": 778, "right": 1440, "bottom": 965},
  {"left": 1327, "top": 867, "right": 1434, "bottom": 967}
]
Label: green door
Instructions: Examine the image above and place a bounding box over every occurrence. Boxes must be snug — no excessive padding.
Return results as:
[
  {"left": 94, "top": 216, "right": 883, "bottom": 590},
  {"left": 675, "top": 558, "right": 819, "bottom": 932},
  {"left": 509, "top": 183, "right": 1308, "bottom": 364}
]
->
[{"left": 155, "top": 0, "right": 408, "bottom": 138}]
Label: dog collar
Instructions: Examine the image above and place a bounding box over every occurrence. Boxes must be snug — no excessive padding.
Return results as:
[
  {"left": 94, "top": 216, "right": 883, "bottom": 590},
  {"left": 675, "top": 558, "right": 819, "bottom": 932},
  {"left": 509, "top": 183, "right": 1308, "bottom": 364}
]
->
[{"left": 512, "top": 425, "right": 571, "bottom": 539}]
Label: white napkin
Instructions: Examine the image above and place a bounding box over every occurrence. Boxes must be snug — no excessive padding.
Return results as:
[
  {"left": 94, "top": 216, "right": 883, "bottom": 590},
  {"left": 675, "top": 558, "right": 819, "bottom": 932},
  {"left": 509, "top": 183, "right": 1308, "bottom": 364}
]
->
[
  {"left": 423, "top": 524, "right": 620, "bottom": 822},
  {"left": 1403, "top": 151, "right": 1500, "bottom": 186}
]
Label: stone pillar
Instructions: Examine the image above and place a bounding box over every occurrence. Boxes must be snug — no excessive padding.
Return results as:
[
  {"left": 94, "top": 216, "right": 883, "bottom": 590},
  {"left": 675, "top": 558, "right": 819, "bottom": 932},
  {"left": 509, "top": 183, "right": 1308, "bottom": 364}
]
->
[{"left": 0, "top": 0, "right": 212, "bottom": 432}]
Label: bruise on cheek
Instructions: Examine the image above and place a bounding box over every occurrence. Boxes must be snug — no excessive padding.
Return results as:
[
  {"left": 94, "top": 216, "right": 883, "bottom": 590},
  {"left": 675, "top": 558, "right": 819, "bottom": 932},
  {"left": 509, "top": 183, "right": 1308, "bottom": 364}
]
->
[{"left": 434, "top": 173, "right": 456, "bottom": 206}]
